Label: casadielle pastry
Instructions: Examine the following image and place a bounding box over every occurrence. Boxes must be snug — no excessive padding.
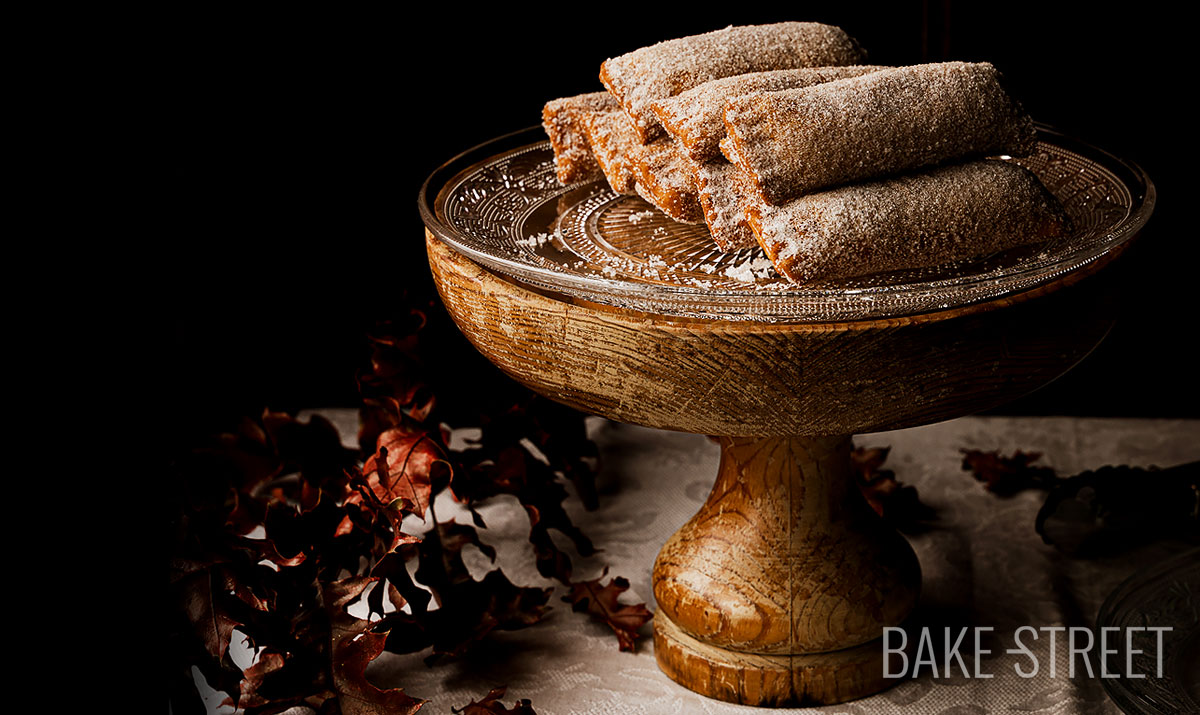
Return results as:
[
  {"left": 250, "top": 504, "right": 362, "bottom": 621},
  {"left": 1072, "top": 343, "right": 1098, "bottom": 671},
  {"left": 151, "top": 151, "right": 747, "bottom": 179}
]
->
[
  {"left": 721, "top": 62, "right": 1038, "bottom": 203},
  {"left": 539, "top": 25, "right": 1070, "bottom": 285},
  {"left": 546, "top": 95, "right": 705, "bottom": 221},
  {"left": 599, "top": 22, "right": 866, "bottom": 143},
  {"left": 541, "top": 92, "right": 617, "bottom": 185},
  {"left": 743, "top": 160, "right": 1070, "bottom": 283},
  {"left": 650, "top": 65, "right": 889, "bottom": 248},
  {"left": 632, "top": 138, "right": 705, "bottom": 224},
  {"left": 649, "top": 66, "right": 887, "bottom": 164},
  {"left": 692, "top": 159, "right": 758, "bottom": 251},
  {"left": 581, "top": 108, "right": 640, "bottom": 195}
]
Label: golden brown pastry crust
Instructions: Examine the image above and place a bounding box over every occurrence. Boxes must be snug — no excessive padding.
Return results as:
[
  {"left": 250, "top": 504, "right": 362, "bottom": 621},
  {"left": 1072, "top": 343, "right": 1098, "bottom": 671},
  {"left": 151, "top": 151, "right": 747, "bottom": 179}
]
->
[
  {"left": 582, "top": 109, "right": 641, "bottom": 195},
  {"left": 744, "top": 160, "right": 1070, "bottom": 283},
  {"left": 650, "top": 66, "right": 885, "bottom": 163},
  {"left": 692, "top": 158, "right": 758, "bottom": 250},
  {"left": 600, "top": 22, "right": 865, "bottom": 144},
  {"left": 542, "top": 92, "right": 618, "bottom": 184},
  {"left": 633, "top": 139, "right": 704, "bottom": 224},
  {"left": 723, "top": 62, "right": 1038, "bottom": 205}
]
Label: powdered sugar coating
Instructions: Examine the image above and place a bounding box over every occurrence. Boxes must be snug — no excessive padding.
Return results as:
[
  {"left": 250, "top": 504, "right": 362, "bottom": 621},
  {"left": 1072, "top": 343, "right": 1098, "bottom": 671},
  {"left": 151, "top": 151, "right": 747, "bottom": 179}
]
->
[
  {"left": 724, "top": 62, "right": 1038, "bottom": 205},
  {"left": 583, "top": 109, "right": 641, "bottom": 195},
  {"left": 600, "top": 22, "right": 865, "bottom": 144},
  {"left": 651, "top": 66, "right": 886, "bottom": 162},
  {"left": 723, "top": 255, "right": 776, "bottom": 282},
  {"left": 633, "top": 138, "right": 703, "bottom": 224},
  {"left": 750, "top": 160, "right": 1071, "bottom": 283},
  {"left": 542, "top": 92, "right": 618, "bottom": 184},
  {"left": 694, "top": 158, "right": 757, "bottom": 250}
]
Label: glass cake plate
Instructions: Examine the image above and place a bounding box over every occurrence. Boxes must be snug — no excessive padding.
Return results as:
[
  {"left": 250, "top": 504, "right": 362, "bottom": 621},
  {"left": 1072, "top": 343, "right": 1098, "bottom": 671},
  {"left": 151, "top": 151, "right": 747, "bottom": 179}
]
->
[
  {"left": 1098, "top": 549, "right": 1200, "bottom": 714},
  {"left": 418, "top": 125, "right": 1154, "bottom": 322}
]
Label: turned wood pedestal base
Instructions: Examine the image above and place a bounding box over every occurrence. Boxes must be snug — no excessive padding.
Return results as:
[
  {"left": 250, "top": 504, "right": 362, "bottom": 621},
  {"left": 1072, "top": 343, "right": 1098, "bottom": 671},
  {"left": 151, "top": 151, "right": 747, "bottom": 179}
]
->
[
  {"left": 651, "top": 435, "right": 918, "bottom": 706},
  {"left": 425, "top": 231, "right": 1123, "bottom": 706},
  {"left": 654, "top": 611, "right": 891, "bottom": 707}
]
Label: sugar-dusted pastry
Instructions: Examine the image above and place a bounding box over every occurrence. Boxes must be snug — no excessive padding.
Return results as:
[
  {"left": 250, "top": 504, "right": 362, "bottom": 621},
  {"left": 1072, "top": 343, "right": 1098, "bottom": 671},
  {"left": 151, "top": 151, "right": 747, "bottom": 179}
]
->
[
  {"left": 724, "top": 62, "right": 1037, "bottom": 205},
  {"left": 633, "top": 139, "right": 704, "bottom": 224},
  {"left": 600, "top": 22, "right": 866, "bottom": 144},
  {"left": 744, "top": 160, "right": 1070, "bottom": 283},
  {"left": 693, "top": 159, "right": 757, "bottom": 250},
  {"left": 651, "top": 66, "right": 886, "bottom": 163},
  {"left": 542, "top": 91, "right": 619, "bottom": 184},
  {"left": 583, "top": 109, "right": 641, "bottom": 195}
]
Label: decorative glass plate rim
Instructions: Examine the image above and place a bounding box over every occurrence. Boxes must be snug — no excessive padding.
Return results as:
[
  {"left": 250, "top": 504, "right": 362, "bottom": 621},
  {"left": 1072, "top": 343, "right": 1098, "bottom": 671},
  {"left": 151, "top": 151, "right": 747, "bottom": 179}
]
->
[
  {"left": 418, "top": 124, "right": 1155, "bottom": 322},
  {"left": 1096, "top": 548, "right": 1200, "bottom": 714}
]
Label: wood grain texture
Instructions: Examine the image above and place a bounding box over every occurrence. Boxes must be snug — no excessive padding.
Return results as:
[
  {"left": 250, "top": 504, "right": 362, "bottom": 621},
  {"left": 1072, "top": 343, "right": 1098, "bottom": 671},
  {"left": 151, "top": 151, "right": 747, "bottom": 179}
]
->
[
  {"left": 654, "top": 609, "right": 896, "bottom": 706},
  {"left": 426, "top": 230, "right": 1119, "bottom": 438},
  {"left": 653, "top": 436, "right": 920, "bottom": 655},
  {"left": 426, "top": 231, "right": 1126, "bottom": 705}
]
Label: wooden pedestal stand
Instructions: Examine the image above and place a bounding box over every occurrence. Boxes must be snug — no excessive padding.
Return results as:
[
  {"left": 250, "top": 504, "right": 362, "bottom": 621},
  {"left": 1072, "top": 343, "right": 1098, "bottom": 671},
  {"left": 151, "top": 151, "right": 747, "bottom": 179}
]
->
[{"left": 426, "top": 231, "right": 1122, "bottom": 706}]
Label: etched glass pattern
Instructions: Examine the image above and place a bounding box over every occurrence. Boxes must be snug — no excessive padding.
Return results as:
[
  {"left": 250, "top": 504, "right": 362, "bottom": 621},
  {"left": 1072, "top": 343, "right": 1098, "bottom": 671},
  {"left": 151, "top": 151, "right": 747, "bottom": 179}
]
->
[
  {"left": 420, "top": 126, "right": 1154, "bottom": 322},
  {"left": 1097, "top": 549, "right": 1200, "bottom": 714}
]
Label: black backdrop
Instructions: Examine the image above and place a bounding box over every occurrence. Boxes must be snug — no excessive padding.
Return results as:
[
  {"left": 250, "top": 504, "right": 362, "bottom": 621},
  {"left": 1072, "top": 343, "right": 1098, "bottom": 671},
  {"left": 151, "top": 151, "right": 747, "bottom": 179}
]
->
[{"left": 169, "top": 2, "right": 1193, "bottom": 437}]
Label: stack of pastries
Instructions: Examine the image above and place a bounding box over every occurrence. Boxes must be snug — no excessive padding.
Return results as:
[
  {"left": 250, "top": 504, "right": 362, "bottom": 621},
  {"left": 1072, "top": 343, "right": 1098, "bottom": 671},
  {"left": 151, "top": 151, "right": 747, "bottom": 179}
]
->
[{"left": 540, "top": 22, "right": 1070, "bottom": 283}]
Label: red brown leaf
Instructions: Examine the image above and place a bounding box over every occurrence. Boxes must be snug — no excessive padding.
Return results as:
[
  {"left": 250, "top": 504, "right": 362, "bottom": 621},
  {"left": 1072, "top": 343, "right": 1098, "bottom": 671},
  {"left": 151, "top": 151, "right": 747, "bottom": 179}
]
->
[
  {"left": 563, "top": 569, "right": 652, "bottom": 652},
  {"left": 236, "top": 535, "right": 308, "bottom": 568},
  {"left": 172, "top": 308, "right": 605, "bottom": 713},
  {"left": 351, "top": 427, "right": 450, "bottom": 520},
  {"left": 219, "top": 417, "right": 283, "bottom": 492},
  {"left": 961, "top": 449, "right": 1058, "bottom": 495},
  {"left": 237, "top": 649, "right": 289, "bottom": 709},
  {"left": 172, "top": 560, "right": 242, "bottom": 661},
  {"left": 357, "top": 315, "right": 436, "bottom": 451},
  {"left": 452, "top": 686, "right": 538, "bottom": 714},
  {"left": 850, "top": 445, "right": 933, "bottom": 527},
  {"left": 324, "top": 577, "right": 425, "bottom": 715},
  {"left": 225, "top": 488, "right": 267, "bottom": 536},
  {"left": 262, "top": 410, "right": 359, "bottom": 489}
]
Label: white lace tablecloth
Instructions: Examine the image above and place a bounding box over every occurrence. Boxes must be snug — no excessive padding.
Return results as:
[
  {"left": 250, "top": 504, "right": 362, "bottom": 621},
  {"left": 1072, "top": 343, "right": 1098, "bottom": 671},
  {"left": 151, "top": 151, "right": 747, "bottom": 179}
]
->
[{"left": 317, "top": 413, "right": 1199, "bottom": 714}]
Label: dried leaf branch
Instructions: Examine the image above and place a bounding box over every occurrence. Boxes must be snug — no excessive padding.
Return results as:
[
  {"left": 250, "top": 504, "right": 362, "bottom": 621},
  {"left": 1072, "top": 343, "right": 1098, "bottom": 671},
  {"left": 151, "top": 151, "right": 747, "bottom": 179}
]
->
[
  {"left": 169, "top": 295, "right": 646, "bottom": 713},
  {"left": 961, "top": 449, "right": 1199, "bottom": 556}
]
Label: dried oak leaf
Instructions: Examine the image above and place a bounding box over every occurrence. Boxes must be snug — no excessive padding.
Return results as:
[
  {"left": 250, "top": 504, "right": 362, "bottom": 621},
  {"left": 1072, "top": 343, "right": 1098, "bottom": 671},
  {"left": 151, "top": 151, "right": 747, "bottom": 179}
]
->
[
  {"left": 525, "top": 505, "right": 573, "bottom": 584},
  {"left": 176, "top": 418, "right": 282, "bottom": 516},
  {"left": 504, "top": 398, "right": 600, "bottom": 511},
  {"left": 262, "top": 410, "right": 359, "bottom": 487},
  {"left": 405, "top": 520, "right": 553, "bottom": 662},
  {"left": 324, "top": 577, "right": 425, "bottom": 715},
  {"left": 217, "top": 417, "right": 284, "bottom": 492},
  {"left": 341, "top": 426, "right": 450, "bottom": 528},
  {"left": 371, "top": 550, "right": 431, "bottom": 618},
  {"left": 337, "top": 464, "right": 424, "bottom": 555},
  {"left": 851, "top": 446, "right": 892, "bottom": 481},
  {"left": 452, "top": 687, "right": 537, "bottom": 715},
  {"left": 357, "top": 314, "right": 436, "bottom": 452},
  {"left": 452, "top": 444, "right": 595, "bottom": 584},
  {"left": 233, "top": 534, "right": 308, "bottom": 569},
  {"left": 436, "top": 519, "right": 497, "bottom": 566},
  {"left": 563, "top": 569, "right": 652, "bottom": 652},
  {"left": 237, "top": 649, "right": 292, "bottom": 710},
  {"left": 961, "top": 449, "right": 1058, "bottom": 496},
  {"left": 850, "top": 446, "right": 933, "bottom": 528},
  {"left": 1035, "top": 461, "right": 1200, "bottom": 556},
  {"left": 171, "top": 558, "right": 268, "bottom": 661}
]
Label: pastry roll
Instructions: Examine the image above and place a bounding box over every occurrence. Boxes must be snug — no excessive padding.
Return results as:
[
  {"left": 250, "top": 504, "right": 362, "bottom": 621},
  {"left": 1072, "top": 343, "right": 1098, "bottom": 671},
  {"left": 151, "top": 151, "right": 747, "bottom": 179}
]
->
[
  {"left": 651, "top": 66, "right": 886, "bottom": 163},
  {"left": 542, "top": 92, "right": 619, "bottom": 184},
  {"left": 744, "top": 160, "right": 1070, "bottom": 283},
  {"left": 582, "top": 109, "right": 641, "bottom": 195},
  {"left": 693, "top": 158, "right": 757, "bottom": 250},
  {"left": 633, "top": 139, "right": 704, "bottom": 224},
  {"left": 724, "top": 62, "right": 1037, "bottom": 205},
  {"left": 600, "top": 22, "right": 865, "bottom": 144}
]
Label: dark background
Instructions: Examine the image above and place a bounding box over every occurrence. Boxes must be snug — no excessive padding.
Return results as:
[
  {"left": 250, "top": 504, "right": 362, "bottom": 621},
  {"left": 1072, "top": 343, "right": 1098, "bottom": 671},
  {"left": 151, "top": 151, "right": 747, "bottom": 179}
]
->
[{"left": 169, "top": 2, "right": 1193, "bottom": 436}]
